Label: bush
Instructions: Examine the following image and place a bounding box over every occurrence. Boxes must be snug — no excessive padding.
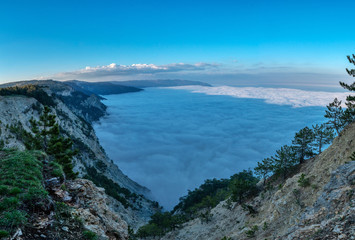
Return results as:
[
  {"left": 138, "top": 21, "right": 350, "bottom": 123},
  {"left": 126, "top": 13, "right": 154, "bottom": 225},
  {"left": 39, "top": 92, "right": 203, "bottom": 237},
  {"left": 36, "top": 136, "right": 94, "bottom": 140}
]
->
[
  {"left": 82, "top": 230, "right": 98, "bottom": 240},
  {"left": 221, "top": 237, "right": 232, "bottom": 240},
  {"left": 136, "top": 223, "right": 163, "bottom": 238},
  {"left": 50, "top": 161, "right": 64, "bottom": 179},
  {"left": 241, "top": 204, "right": 257, "bottom": 215},
  {"left": 0, "top": 210, "right": 27, "bottom": 228},
  {"left": 298, "top": 174, "right": 311, "bottom": 188},
  {"left": 0, "top": 230, "right": 9, "bottom": 238},
  {"left": 55, "top": 202, "right": 72, "bottom": 220},
  {"left": 0, "top": 186, "right": 8, "bottom": 195},
  {"left": 0, "top": 197, "right": 19, "bottom": 211},
  {"left": 245, "top": 225, "right": 258, "bottom": 238},
  {"left": 9, "top": 187, "right": 22, "bottom": 196}
]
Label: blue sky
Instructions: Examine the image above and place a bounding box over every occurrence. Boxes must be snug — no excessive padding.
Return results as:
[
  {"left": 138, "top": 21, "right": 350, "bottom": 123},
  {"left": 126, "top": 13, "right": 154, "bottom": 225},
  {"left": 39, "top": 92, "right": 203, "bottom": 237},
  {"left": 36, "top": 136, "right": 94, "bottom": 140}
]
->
[{"left": 1, "top": 0, "right": 355, "bottom": 86}]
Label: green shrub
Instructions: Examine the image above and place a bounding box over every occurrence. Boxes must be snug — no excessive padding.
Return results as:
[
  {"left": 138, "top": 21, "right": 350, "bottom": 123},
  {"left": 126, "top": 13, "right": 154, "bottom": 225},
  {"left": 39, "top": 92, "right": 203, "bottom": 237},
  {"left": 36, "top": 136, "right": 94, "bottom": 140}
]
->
[
  {"left": 22, "top": 186, "right": 48, "bottom": 201},
  {"left": 221, "top": 237, "right": 232, "bottom": 240},
  {"left": 0, "top": 230, "right": 9, "bottom": 238},
  {"left": 245, "top": 225, "right": 258, "bottom": 238},
  {"left": 0, "top": 197, "right": 19, "bottom": 211},
  {"left": 55, "top": 202, "right": 72, "bottom": 219},
  {"left": 9, "top": 187, "right": 22, "bottom": 195},
  {"left": 136, "top": 223, "right": 163, "bottom": 238},
  {"left": 262, "top": 222, "right": 268, "bottom": 230},
  {"left": 50, "top": 161, "right": 64, "bottom": 179},
  {"left": 83, "top": 230, "right": 98, "bottom": 240},
  {"left": 0, "top": 210, "right": 27, "bottom": 228},
  {"left": 0, "top": 185, "right": 8, "bottom": 195},
  {"left": 298, "top": 174, "right": 310, "bottom": 187},
  {"left": 241, "top": 204, "right": 257, "bottom": 215}
]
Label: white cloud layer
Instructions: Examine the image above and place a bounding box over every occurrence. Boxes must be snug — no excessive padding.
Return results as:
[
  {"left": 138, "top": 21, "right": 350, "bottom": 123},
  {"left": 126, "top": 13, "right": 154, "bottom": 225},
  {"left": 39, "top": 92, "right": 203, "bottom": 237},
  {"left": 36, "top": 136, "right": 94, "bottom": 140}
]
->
[
  {"left": 54, "top": 62, "right": 217, "bottom": 79},
  {"left": 169, "top": 86, "right": 349, "bottom": 107},
  {"left": 94, "top": 88, "right": 330, "bottom": 209}
]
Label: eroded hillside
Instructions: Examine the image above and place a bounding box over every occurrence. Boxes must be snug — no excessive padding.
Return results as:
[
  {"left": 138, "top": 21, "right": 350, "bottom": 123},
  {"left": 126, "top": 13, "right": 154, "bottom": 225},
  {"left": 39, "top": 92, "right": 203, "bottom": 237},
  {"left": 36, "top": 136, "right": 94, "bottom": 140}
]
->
[
  {"left": 160, "top": 122, "right": 355, "bottom": 240},
  {"left": 0, "top": 82, "right": 160, "bottom": 239}
]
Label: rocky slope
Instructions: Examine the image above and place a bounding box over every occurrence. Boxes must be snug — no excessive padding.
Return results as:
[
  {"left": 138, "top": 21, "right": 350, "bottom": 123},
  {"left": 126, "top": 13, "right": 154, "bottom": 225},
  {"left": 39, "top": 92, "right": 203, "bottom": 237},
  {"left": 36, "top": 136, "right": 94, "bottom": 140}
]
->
[
  {"left": 0, "top": 81, "right": 159, "bottom": 239},
  {"left": 161, "top": 122, "right": 355, "bottom": 240}
]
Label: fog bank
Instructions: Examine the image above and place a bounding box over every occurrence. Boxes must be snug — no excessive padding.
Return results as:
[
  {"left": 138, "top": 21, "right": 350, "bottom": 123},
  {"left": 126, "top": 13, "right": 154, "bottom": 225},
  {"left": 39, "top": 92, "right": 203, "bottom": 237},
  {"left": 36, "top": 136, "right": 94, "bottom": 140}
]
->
[{"left": 94, "top": 88, "right": 329, "bottom": 209}]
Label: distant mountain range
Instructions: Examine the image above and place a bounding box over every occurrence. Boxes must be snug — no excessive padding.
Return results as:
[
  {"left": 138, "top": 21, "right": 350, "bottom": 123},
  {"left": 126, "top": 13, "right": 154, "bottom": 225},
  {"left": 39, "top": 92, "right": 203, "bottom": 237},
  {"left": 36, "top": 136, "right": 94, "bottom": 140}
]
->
[
  {"left": 1, "top": 79, "right": 210, "bottom": 97},
  {"left": 111, "top": 79, "right": 211, "bottom": 88},
  {"left": 65, "top": 80, "right": 143, "bottom": 96},
  {"left": 64, "top": 79, "right": 211, "bottom": 96}
]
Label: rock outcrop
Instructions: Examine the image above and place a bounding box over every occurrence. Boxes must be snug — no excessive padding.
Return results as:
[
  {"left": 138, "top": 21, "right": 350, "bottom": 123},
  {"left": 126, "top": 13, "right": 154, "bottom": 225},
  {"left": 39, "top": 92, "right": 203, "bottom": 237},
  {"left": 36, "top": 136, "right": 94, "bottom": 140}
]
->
[{"left": 68, "top": 179, "right": 128, "bottom": 240}]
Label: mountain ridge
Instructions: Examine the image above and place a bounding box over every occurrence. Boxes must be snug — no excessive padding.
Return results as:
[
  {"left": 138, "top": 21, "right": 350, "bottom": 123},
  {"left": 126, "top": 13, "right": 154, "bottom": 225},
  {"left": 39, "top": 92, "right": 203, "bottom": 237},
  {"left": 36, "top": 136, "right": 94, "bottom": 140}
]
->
[{"left": 0, "top": 80, "right": 159, "bottom": 239}]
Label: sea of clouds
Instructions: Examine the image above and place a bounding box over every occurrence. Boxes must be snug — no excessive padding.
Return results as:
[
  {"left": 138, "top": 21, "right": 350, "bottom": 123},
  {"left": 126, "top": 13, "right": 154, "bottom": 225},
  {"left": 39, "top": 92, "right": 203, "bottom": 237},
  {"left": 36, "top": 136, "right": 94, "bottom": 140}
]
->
[
  {"left": 93, "top": 86, "right": 347, "bottom": 209},
  {"left": 169, "top": 85, "right": 349, "bottom": 107}
]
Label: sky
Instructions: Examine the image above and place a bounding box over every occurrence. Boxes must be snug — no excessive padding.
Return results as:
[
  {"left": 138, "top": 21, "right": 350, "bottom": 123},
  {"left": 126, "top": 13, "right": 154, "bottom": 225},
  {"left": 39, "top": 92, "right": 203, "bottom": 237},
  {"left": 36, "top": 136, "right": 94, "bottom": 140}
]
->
[{"left": 1, "top": 0, "right": 355, "bottom": 87}]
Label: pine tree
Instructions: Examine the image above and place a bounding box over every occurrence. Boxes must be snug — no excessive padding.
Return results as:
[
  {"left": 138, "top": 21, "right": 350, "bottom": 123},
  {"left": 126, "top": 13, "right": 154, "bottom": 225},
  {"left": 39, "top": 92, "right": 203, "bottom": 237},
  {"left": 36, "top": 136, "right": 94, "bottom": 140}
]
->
[
  {"left": 38, "top": 106, "right": 56, "bottom": 151},
  {"left": 292, "top": 127, "right": 314, "bottom": 164},
  {"left": 341, "top": 54, "right": 355, "bottom": 108},
  {"left": 29, "top": 117, "right": 42, "bottom": 149},
  {"left": 230, "top": 170, "right": 258, "bottom": 203},
  {"left": 47, "top": 124, "right": 78, "bottom": 179},
  {"left": 312, "top": 124, "right": 334, "bottom": 154},
  {"left": 31, "top": 106, "right": 78, "bottom": 179},
  {"left": 254, "top": 157, "right": 273, "bottom": 186},
  {"left": 339, "top": 54, "right": 355, "bottom": 124},
  {"left": 324, "top": 98, "right": 344, "bottom": 135},
  {"left": 271, "top": 145, "right": 297, "bottom": 180}
]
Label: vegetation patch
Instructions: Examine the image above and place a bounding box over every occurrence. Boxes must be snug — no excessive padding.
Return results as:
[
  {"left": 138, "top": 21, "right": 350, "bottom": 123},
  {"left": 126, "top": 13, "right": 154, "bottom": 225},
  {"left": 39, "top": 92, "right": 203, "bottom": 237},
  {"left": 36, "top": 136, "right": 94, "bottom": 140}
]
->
[
  {"left": 136, "top": 170, "right": 259, "bottom": 238},
  {"left": 0, "top": 149, "right": 48, "bottom": 235},
  {"left": 0, "top": 85, "right": 55, "bottom": 106},
  {"left": 298, "top": 174, "right": 311, "bottom": 188}
]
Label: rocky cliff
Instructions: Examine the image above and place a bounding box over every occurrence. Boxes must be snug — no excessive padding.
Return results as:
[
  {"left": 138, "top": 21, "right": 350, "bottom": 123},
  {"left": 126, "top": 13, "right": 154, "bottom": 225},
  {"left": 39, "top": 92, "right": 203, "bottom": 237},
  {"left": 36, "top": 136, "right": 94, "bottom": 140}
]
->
[
  {"left": 0, "top": 81, "right": 159, "bottom": 239},
  {"left": 161, "top": 122, "right": 355, "bottom": 240}
]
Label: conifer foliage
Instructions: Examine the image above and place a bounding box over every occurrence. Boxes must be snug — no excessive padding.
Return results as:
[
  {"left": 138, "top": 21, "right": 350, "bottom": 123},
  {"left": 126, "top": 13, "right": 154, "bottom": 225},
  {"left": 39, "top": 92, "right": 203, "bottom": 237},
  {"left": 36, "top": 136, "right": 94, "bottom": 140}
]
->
[
  {"left": 324, "top": 98, "right": 345, "bottom": 135},
  {"left": 230, "top": 170, "right": 259, "bottom": 203},
  {"left": 342, "top": 54, "right": 355, "bottom": 109},
  {"left": 270, "top": 145, "right": 297, "bottom": 180},
  {"left": 254, "top": 158, "right": 273, "bottom": 185},
  {"left": 31, "top": 106, "right": 78, "bottom": 179},
  {"left": 312, "top": 124, "right": 334, "bottom": 154},
  {"left": 292, "top": 127, "right": 314, "bottom": 164}
]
